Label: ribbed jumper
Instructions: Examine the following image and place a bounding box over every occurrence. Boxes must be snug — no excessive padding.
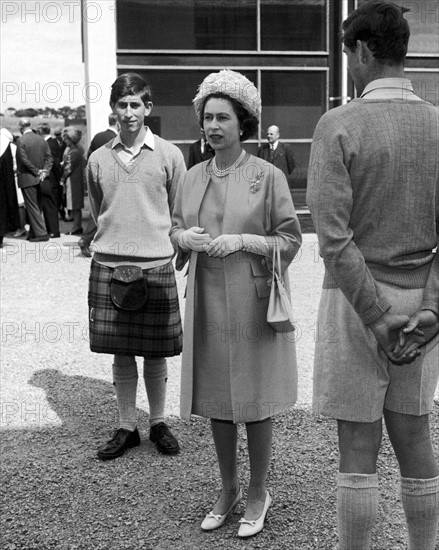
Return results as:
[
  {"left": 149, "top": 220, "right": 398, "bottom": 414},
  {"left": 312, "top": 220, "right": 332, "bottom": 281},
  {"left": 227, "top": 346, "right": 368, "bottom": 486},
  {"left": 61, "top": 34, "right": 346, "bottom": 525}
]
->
[
  {"left": 87, "top": 135, "right": 186, "bottom": 265},
  {"left": 307, "top": 99, "right": 439, "bottom": 325}
]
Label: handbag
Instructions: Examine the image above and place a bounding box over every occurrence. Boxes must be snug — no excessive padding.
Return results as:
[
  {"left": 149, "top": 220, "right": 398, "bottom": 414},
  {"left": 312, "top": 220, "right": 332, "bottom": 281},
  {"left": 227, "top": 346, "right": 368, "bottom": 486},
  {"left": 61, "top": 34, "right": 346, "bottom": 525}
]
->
[
  {"left": 267, "top": 245, "right": 295, "bottom": 333},
  {"left": 110, "top": 265, "right": 148, "bottom": 311}
]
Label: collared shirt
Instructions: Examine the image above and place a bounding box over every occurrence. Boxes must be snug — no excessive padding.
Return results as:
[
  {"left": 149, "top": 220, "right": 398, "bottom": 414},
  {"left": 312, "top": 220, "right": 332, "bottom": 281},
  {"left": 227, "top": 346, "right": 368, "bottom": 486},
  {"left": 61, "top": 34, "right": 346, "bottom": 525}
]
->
[
  {"left": 112, "top": 126, "right": 155, "bottom": 165},
  {"left": 360, "top": 78, "right": 423, "bottom": 101},
  {"left": 270, "top": 141, "right": 278, "bottom": 151}
]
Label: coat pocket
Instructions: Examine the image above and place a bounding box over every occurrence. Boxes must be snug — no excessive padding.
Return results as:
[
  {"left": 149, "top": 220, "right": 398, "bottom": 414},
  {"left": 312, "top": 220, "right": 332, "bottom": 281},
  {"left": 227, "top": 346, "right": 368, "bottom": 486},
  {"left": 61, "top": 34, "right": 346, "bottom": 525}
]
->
[{"left": 250, "top": 260, "right": 271, "bottom": 298}]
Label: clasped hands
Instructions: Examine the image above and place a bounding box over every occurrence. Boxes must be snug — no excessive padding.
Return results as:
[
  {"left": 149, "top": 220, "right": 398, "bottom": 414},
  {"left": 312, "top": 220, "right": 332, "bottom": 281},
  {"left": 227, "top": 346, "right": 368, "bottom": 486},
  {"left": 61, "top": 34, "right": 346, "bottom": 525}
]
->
[
  {"left": 178, "top": 227, "right": 243, "bottom": 258},
  {"left": 370, "top": 309, "right": 439, "bottom": 365},
  {"left": 38, "top": 169, "right": 47, "bottom": 182}
]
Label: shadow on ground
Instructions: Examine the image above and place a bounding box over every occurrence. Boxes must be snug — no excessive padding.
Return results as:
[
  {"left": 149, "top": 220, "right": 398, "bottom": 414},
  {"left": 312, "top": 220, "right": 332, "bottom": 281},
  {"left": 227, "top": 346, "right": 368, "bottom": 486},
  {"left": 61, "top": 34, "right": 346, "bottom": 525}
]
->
[{"left": 2, "top": 368, "right": 434, "bottom": 550}]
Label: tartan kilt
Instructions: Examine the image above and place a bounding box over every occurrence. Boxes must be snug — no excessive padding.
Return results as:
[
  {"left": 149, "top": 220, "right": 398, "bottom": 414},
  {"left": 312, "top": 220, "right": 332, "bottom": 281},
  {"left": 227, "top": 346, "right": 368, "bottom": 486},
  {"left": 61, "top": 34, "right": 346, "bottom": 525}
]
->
[{"left": 88, "top": 260, "right": 182, "bottom": 358}]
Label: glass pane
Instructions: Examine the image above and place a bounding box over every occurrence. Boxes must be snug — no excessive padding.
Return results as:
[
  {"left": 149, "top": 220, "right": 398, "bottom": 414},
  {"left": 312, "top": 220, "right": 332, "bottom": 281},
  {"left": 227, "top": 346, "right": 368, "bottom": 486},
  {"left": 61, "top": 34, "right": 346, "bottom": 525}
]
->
[
  {"left": 119, "top": 70, "right": 257, "bottom": 140},
  {"left": 261, "top": 0, "right": 326, "bottom": 51},
  {"left": 261, "top": 71, "right": 326, "bottom": 139},
  {"left": 404, "top": 0, "right": 439, "bottom": 54},
  {"left": 288, "top": 142, "right": 311, "bottom": 192},
  {"left": 117, "top": 0, "right": 257, "bottom": 50},
  {"left": 405, "top": 71, "right": 439, "bottom": 105}
]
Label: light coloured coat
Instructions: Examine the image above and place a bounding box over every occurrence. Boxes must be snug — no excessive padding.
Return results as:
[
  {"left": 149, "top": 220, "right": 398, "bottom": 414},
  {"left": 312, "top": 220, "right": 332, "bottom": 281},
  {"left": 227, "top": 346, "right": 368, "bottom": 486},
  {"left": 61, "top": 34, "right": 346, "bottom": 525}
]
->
[{"left": 170, "top": 154, "right": 302, "bottom": 422}]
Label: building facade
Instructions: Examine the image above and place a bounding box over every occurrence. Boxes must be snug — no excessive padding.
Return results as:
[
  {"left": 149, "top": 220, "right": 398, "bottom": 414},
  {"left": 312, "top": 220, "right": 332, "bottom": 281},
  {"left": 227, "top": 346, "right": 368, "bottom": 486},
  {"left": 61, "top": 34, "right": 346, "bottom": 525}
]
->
[{"left": 83, "top": 0, "right": 439, "bottom": 206}]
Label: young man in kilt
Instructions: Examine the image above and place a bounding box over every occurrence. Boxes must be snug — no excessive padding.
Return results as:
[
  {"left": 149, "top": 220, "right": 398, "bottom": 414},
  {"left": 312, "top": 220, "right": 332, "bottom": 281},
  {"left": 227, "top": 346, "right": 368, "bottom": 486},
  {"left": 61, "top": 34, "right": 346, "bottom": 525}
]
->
[
  {"left": 87, "top": 73, "right": 186, "bottom": 459},
  {"left": 307, "top": 1, "right": 439, "bottom": 549}
]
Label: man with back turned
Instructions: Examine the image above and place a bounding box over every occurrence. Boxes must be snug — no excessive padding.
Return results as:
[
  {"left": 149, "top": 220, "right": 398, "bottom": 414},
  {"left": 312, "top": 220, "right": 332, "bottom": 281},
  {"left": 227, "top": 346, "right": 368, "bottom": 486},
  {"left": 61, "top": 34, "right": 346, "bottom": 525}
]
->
[{"left": 307, "top": 2, "right": 439, "bottom": 548}]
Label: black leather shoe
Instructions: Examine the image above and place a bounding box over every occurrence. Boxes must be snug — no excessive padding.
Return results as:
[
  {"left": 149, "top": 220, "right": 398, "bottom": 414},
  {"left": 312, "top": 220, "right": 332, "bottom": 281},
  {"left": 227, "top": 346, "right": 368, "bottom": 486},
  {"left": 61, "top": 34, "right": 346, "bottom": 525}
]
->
[
  {"left": 29, "top": 234, "right": 50, "bottom": 242},
  {"left": 78, "top": 238, "right": 92, "bottom": 257},
  {"left": 50, "top": 233, "right": 61, "bottom": 238},
  {"left": 67, "top": 228, "right": 83, "bottom": 235},
  {"left": 97, "top": 428, "right": 140, "bottom": 460},
  {"left": 149, "top": 422, "right": 180, "bottom": 455}
]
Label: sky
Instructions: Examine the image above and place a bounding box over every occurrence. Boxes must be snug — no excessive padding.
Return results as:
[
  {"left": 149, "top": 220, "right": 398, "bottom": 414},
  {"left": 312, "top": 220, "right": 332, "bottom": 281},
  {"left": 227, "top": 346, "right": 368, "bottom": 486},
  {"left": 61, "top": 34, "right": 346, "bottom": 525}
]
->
[{"left": 1, "top": 0, "right": 86, "bottom": 110}]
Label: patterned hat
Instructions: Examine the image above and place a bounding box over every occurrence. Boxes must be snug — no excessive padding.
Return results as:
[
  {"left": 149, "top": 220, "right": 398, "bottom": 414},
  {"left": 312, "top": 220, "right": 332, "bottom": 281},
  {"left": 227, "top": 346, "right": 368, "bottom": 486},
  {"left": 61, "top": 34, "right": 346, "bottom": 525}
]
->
[{"left": 193, "top": 69, "right": 261, "bottom": 120}]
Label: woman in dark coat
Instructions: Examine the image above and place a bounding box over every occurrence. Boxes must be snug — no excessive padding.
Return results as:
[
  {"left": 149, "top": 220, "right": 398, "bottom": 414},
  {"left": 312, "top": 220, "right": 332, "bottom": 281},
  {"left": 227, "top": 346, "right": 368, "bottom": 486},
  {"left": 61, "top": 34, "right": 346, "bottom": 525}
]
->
[
  {"left": 61, "top": 128, "right": 85, "bottom": 235},
  {"left": 0, "top": 128, "right": 21, "bottom": 247}
]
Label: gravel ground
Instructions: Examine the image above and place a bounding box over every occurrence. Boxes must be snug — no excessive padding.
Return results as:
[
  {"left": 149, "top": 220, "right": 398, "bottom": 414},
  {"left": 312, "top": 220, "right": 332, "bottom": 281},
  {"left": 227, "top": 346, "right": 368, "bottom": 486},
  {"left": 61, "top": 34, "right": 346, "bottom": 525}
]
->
[{"left": 1, "top": 229, "right": 438, "bottom": 550}]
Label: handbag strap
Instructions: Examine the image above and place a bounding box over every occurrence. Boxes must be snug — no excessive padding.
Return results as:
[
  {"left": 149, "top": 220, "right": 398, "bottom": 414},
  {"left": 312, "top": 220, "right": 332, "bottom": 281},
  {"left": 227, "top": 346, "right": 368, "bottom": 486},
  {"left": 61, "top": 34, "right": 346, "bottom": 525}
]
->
[{"left": 271, "top": 242, "right": 283, "bottom": 283}]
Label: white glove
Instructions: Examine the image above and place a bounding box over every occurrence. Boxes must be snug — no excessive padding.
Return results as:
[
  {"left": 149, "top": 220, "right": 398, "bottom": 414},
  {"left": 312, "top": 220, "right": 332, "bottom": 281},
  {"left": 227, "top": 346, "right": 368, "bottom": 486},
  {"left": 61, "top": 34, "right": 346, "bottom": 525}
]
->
[
  {"left": 178, "top": 226, "right": 212, "bottom": 252},
  {"left": 206, "top": 234, "right": 243, "bottom": 258}
]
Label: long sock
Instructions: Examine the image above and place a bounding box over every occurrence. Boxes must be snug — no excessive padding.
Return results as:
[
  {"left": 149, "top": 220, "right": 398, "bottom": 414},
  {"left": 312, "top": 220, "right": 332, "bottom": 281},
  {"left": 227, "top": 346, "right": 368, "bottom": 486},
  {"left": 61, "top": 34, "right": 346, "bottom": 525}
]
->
[
  {"left": 143, "top": 358, "right": 167, "bottom": 427},
  {"left": 401, "top": 475, "right": 439, "bottom": 550},
  {"left": 112, "top": 357, "right": 138, "bottom": 431},
  {"left": 337, "top": 472, "right": 379, "bottom": 550}
]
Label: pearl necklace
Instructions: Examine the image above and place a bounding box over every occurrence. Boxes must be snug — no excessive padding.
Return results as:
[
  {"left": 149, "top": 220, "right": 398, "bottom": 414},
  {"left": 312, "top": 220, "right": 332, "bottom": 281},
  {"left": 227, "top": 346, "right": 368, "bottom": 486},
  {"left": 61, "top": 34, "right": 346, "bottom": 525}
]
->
[{"left": 211, "top": 150, "right": 246, "bottom": 178}]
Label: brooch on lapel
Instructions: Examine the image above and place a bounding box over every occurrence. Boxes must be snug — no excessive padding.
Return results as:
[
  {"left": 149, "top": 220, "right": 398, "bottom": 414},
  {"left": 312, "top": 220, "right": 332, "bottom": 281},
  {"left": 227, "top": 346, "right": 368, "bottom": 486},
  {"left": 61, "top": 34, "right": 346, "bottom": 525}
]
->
[{"left": 249, "top": 170, "right": 264, "bottom": 194}]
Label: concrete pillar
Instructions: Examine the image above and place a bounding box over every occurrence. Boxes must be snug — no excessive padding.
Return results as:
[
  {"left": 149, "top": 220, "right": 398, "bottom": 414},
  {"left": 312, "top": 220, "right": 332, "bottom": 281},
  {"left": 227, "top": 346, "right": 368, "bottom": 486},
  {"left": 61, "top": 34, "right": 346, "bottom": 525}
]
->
[{"left": 82, "top": 0, "right": 117, "bottom": 146}]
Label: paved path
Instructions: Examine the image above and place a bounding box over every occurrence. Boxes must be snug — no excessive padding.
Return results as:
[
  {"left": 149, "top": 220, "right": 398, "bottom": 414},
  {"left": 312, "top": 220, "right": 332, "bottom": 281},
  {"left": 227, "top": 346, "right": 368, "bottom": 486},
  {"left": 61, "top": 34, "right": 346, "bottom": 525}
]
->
[{"left": 1, "top": 233, "right": 323, "bottom": 429}]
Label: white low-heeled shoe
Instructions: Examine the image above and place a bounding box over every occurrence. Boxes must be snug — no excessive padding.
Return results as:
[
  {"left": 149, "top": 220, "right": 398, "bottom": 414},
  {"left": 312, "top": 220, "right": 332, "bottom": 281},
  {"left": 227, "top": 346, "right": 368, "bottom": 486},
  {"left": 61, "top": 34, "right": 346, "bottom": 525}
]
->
[
  {"left": 201, "top": 488, "right": 242, "bottom": 531},
  {"left": 237, "top": 491, "right": 271, "bottom": 538}
]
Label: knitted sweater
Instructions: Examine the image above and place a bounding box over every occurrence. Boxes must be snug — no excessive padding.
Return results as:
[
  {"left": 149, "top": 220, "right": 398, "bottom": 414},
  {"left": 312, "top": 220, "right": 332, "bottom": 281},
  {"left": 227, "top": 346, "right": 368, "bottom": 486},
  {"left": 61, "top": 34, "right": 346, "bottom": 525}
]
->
[
  {"left": 87, "top": 134, "right": 186, "bottom": 265},
  {"left": 307, "top": 98, "right": 439, "bottom": 325}
]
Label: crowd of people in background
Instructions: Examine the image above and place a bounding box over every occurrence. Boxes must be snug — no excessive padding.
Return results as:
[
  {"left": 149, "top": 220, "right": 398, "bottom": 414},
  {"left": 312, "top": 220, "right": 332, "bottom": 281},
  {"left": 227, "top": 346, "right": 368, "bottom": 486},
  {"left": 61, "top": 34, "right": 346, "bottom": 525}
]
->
[{"left": 0, "top": 119, "right": 88, "bottom": 246}]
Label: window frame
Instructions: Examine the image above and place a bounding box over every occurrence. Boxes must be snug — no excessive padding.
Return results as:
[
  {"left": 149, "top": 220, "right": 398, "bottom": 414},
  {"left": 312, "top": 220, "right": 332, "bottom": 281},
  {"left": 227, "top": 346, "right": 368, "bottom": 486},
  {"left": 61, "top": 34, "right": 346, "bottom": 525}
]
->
[{"left": 116, "top": 0, "right": 330, "bottom": 55}]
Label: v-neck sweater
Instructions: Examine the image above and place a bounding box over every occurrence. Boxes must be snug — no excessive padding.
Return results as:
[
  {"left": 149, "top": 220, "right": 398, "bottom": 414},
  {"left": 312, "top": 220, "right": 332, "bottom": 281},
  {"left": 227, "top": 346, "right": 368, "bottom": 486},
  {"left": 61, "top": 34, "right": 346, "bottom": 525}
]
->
[{"left": 87, "top": 135, "right": 186, "bottom": 267}]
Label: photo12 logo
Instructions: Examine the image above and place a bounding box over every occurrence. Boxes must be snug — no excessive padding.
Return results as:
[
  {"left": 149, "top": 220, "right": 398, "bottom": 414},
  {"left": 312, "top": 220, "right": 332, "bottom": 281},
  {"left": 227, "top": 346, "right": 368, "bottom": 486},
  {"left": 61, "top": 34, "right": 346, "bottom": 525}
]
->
[
  {"left": 1, "top": 81, "right": 102, "bottom": 105},
  {"left": 1, "top": 1, "right": 116, "bottom": 24}
]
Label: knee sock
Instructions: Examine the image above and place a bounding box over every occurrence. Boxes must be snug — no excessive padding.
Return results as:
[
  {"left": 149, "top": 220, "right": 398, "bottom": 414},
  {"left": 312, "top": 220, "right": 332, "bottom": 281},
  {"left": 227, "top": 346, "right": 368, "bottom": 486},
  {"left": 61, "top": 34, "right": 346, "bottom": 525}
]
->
[
  {"left": 112, "top": 359, "right": 138, "bottom": 431},
  {"left": 143, "top": 358, "right": 167, "bottom": 427},
  {"left": 401, "top": 475, "right": 439, "bottom": 550},
  {"left": 337, "top": 472, "right": 379, "bottom": 550}
]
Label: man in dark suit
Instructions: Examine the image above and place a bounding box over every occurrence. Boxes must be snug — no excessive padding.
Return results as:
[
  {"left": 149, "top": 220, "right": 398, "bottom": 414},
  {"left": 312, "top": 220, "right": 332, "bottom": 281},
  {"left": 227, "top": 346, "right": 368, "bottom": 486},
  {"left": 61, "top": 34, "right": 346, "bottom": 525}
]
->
[
  {"left": 53, "top": 127, "right": 67, "bottom": 220},
  {"left": 78, "top": 114, "right": 118, "bottom": 257},
  {"left": 16, "top": 119, "right": 53, "bottom": 242},
  {"left": 257, "top": 125, "right": 296, "bottom": 187},
  {"left": 187, "top": 129, "right": 214, "bottom": 169},
  {"left": 38, "top": 122, "right": 62, "bottom": 238},
  {"left": 87, "top": 113, "right": 118, "bottom": 159}
]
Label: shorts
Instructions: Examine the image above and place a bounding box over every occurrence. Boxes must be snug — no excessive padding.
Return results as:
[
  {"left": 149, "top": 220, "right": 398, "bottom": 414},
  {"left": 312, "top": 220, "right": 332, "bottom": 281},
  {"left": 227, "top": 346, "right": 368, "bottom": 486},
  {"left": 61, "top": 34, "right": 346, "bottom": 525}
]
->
[{"left": 312, "top": 281, "right": 439, "bottom": 422}]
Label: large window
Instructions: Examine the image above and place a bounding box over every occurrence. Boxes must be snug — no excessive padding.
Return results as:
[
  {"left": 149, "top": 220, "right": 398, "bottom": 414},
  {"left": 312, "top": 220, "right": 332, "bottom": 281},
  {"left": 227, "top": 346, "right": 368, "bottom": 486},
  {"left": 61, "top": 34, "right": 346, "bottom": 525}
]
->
[
  {"left": 116, "top": 0, "right": 333, "bottom": 204},
  {"left": 117, "top": 0, "right": 326, "bottom": 52},
  {"left": 403, "top": 0, "right": 439, "bottom": 106},
  {"left": 403, "top": 0, "right": 439, "bottom": 55},
  {"left": 121, "top": 69, "right": 325, "bottom": 141},
  {"left": 260, "top": 0, "right": 326, "bottom": 51},
  {"left": 117, "top": 0, "right": 257, "bottom": 50},
  {"left": 261, "top": 71, "right": 326, "bottom": 138}
]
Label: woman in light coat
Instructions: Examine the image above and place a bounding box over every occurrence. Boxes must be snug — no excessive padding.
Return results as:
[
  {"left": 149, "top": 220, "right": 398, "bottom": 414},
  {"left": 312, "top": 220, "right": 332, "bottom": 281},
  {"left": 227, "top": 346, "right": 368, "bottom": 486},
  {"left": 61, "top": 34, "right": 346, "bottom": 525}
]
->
[{"left": 170, "top": 70, "right": 302, "bottom": 538}]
